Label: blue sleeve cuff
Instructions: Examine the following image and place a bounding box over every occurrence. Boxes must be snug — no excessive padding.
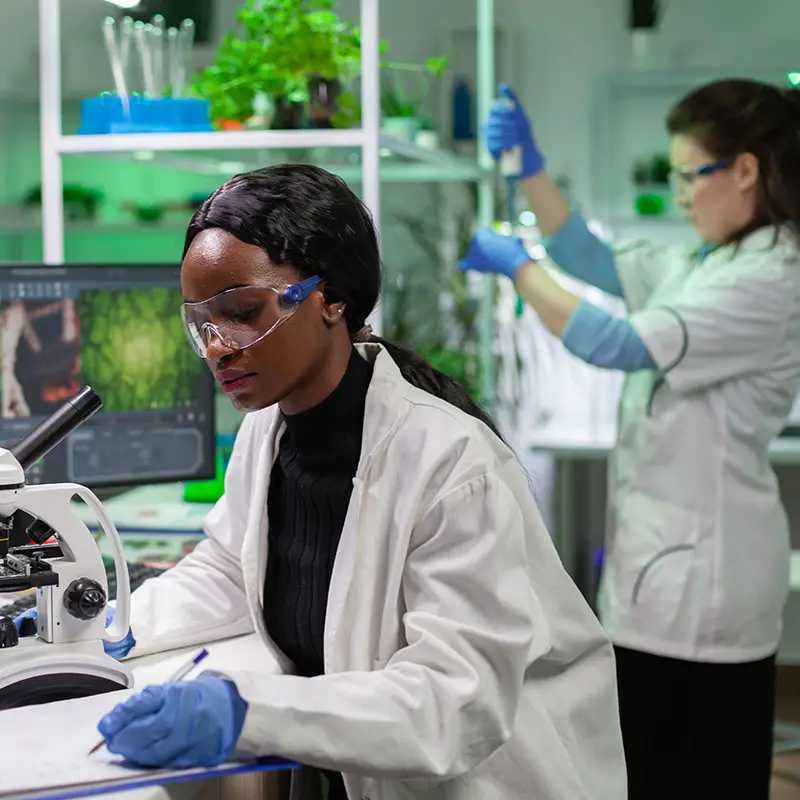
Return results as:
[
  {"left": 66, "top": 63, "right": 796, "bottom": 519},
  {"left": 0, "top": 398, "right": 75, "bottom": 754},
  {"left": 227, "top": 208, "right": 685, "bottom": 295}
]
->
[
  {"left": 544, "top": 211, "right": 624, "bottom": 298},
  {"left": 562, "top": 301, "right": 657, "bottom": 372}
]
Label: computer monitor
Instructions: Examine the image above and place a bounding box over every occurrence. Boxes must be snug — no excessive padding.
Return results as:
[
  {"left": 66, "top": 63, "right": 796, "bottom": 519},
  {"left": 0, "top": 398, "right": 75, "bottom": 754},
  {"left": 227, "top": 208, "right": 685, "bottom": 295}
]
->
[{"left": 0, "top": 264, "right": 215, "bottom": 488}]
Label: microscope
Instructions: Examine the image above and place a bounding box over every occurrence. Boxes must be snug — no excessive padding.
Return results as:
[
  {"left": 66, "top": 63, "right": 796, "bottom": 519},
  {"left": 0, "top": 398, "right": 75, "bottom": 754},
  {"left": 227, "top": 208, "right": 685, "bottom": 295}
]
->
[{"left": 0, "top": 386, "right": 133, "bottom": 709}]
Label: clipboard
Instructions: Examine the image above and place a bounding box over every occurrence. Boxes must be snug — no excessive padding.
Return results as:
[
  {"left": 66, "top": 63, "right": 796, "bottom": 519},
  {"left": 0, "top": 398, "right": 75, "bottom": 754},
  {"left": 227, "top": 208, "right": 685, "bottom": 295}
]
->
[{"left": 1, "top": 691, "right": 298, "bottom": 800}]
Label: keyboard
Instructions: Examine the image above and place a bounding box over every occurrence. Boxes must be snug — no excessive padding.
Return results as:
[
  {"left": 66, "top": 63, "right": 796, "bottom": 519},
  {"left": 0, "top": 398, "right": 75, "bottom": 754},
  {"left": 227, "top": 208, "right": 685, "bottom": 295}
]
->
[{"left": 0, "top": 560, "right": 167, "bottom": 619}]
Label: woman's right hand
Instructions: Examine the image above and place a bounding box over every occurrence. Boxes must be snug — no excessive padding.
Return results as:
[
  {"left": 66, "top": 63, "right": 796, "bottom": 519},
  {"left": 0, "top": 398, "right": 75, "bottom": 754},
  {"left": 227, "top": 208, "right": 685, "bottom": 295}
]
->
[{"left": 486, "top": 84, "right": 545, "bottom": 179}]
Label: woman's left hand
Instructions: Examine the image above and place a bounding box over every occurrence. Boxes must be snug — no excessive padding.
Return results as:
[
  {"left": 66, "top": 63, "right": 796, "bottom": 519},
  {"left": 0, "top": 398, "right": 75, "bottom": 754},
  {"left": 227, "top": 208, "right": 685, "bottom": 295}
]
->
[
  {"left": 98, "top": 676, "right": 248, "bottom": 768},
  {"left": 459, "top": 228, "right": 532, "bottom": 281}
]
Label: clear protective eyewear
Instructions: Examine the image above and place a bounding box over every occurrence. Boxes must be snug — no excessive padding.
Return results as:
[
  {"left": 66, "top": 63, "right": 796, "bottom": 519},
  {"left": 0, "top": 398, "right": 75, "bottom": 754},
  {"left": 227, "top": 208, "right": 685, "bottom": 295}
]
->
[
  {"left": 181, "top": 275, "right": 322, "bottom": 358},
  {"left": 669, "top": 158, "right": 732, "bottom": 198}
]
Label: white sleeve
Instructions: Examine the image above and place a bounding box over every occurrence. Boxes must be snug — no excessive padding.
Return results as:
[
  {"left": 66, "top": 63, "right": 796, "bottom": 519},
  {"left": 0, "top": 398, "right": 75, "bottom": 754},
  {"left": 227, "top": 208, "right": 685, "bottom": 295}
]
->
[
  {"left": 629, "top": 261, "right": 792, "bottom": 394},
  {"left": 225, "top": 471, "right": 535, "bottom": 780},
  {"left": 126, "top": 416, "right": 260, "bottom": 658},
  {"left": 612, "top": 239, "right": 673, "bottom": 312}
]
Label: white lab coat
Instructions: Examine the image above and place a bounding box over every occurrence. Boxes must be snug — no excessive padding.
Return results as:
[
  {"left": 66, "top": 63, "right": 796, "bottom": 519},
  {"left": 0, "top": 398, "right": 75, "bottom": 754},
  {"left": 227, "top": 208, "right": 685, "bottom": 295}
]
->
[
  {"left": 600, "top": 225, "right": 800, "bottom": 663},
  {"left": 127, "top": 343, "right": 626, "bottom": 800}
]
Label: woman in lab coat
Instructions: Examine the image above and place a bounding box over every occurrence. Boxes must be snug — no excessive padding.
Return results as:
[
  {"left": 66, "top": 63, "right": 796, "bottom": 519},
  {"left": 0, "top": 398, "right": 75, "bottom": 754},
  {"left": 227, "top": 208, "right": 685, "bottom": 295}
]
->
[
  {"left": 84, "top": 165, "right": 626, "bottom": 799},
  {"left": 460, "top": 79, "right": 800, "bottom": 800}
]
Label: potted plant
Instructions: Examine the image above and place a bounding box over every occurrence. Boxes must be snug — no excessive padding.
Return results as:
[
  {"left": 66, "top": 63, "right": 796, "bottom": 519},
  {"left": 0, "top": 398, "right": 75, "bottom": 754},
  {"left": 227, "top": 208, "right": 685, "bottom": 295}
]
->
[
  {"left": 23, "top": 185, "right": 104, "bottom": 223},
  {"left": 330, "top": 54, "right": 449, "bottom": 143},
  {"left": 380, "top": 55, "right": 448, "bottom": 142},
  {"left": 191, "top": 0, "right": 361, "bottom": 130},
  {"left": 632, "top": 152, "right": 671, "bottom": 216}
]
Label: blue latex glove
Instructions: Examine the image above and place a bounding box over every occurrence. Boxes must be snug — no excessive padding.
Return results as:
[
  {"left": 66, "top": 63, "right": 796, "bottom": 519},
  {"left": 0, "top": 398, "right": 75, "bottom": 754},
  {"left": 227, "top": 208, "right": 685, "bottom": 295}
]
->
[
  {"left": 98, "top": 676, "right": 249, "bottom": 768},
  {"left": 459, "top": 228, "right": 533, "bottom": 281},
  {"left": 14, "top": 605, "right": 136, "bottom": 660},
  {"left": 486, "top": 84, "right": 544, "bottom": 179}
]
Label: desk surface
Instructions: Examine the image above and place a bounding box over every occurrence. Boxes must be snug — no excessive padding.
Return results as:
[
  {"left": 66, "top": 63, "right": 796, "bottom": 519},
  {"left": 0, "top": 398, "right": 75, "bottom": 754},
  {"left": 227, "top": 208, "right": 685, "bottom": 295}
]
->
[{"left": 71, "top": 484, "right": 213, "bottom": 535}]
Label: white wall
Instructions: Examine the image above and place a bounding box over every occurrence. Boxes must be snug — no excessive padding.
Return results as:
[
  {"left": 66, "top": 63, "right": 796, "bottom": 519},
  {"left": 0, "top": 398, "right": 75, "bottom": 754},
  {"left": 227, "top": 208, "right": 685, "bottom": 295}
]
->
[{"left": 490, "top": 0, "right": 800, "bottom": 206}]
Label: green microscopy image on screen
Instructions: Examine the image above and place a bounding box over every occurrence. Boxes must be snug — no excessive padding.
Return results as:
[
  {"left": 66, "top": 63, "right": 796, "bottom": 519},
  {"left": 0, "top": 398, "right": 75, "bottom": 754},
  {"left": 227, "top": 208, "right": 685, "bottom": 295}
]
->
[{"left": 78, "top": 287, "right": 203, "bottom": 413}]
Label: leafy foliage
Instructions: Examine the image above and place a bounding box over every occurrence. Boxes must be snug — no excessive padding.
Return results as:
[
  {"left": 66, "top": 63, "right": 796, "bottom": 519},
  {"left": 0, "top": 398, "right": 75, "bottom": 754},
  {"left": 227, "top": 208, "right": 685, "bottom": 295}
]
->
[
  {"left": 79, "top": 288, "right": 203, "bottom": 412},
  {"left": 632, "top": 152, "right": 671, "bottom": 187},
  {"left": 192, "top": 0, "right": 361, "bottom": 123},
  {"left": 332, "top": 54, "right": 449, "bottom": 128},
  {"left": 381, "top": 55, "right": 449, "bottom": 118}
]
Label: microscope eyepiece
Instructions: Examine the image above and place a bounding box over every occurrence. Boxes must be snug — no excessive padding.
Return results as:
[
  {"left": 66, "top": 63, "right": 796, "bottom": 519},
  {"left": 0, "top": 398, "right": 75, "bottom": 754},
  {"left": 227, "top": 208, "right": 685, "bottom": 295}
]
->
[{"left": 10, "top": 387, "right": 103, "bottom": 472}]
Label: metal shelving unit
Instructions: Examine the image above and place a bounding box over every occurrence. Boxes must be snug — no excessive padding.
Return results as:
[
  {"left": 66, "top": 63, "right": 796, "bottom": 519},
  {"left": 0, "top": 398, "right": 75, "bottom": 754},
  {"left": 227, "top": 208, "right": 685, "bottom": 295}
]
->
[{"left": 37, "top": 0, "right": 498, "bottom": 390}]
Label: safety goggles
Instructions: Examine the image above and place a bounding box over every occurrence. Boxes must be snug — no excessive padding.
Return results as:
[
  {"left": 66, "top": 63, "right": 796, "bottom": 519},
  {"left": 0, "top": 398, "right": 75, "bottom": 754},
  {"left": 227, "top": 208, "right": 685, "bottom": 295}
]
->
[
  {"left": 180, "top": 275, "right": 322, "bottom": 358},
  {"left": 669, "top": 158, "right": 732, "bottom": 197}
]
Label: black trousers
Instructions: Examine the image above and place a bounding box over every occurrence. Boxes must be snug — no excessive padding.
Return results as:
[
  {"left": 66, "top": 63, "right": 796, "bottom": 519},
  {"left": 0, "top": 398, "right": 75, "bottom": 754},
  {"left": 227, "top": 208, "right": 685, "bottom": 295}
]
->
[{"left": 615, "top": 646, "right": 776, "bottom": 800}]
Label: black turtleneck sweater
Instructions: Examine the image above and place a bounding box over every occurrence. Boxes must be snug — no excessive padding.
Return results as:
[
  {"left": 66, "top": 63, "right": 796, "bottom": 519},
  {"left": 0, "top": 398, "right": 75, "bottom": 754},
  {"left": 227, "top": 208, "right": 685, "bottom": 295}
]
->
[{"left": 263, "top": 349, "right": 372, "bottom": 799}]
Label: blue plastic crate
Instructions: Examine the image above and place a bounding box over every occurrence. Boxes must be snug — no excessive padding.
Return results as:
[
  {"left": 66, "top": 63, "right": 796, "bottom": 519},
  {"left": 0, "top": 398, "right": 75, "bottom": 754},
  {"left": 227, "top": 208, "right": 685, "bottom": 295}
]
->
[{"left": 77, "top": 95, "right": 214, "bottom": 135}]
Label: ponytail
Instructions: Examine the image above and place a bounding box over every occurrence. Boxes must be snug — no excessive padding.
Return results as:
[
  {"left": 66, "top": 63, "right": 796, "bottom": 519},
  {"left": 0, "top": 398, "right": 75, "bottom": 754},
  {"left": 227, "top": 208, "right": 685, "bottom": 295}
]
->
[{"left": 366, "top": 335, "right": 505, "bottom": 442}]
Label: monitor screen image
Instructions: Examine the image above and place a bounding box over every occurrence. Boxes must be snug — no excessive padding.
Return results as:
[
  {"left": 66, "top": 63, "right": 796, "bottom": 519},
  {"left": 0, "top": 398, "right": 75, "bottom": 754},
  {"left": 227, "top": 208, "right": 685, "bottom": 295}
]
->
[{"left": 0, "top": 264, "right": 215, "bottom": 487}]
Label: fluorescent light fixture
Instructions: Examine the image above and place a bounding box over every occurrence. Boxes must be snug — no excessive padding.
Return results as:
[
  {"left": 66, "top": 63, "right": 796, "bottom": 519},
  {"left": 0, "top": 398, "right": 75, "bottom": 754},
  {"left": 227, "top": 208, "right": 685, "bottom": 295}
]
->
[{"left": 104, "top": 0, "right": 142, "bottom": 9}]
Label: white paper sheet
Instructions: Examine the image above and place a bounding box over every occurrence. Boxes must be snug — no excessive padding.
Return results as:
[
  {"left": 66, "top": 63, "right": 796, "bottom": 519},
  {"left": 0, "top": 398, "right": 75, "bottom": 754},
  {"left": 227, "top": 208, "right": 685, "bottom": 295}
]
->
[{"left": 1, "top": 690, "right": 184, "bottom": 796}]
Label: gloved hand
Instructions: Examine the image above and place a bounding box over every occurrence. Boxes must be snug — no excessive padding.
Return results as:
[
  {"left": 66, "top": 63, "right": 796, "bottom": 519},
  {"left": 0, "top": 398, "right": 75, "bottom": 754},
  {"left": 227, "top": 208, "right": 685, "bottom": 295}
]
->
[
  {"left": 486, "top": 84, "right": 544, "bottom": 179},
  {"left": 98, "top": 676, "right": 249, "bottom": 768},
  {"left": 14, "top": 604, "right": 136, "bottom": 660},
  {"left": 459, "top": 228, "right": 533, "bottom": 281}
]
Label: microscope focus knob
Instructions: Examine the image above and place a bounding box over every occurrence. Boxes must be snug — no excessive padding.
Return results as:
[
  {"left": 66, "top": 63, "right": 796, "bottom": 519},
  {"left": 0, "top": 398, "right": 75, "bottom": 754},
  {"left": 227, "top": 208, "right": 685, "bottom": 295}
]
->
[
  {"left": 0, "top": 615, "right": 19, "bottom": 648},
  {"left": 63, "top": 578, "right": 107, "bottom": 621}
]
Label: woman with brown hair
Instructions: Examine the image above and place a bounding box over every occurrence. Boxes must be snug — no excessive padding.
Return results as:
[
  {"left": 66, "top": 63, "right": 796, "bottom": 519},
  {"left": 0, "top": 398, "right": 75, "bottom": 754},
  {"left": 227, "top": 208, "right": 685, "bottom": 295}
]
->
[{"left": 461, "top": 79, "right": 800, "bottom": 799}]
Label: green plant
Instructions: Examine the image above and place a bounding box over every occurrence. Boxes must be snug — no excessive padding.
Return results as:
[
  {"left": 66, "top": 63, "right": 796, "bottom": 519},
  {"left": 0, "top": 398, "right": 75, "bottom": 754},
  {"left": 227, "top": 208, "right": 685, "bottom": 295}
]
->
[
  {"left": 386, "top": 185, "right": 493, "bottom": 402},
  {"left": 419, "top": 345, "right": 480, "bottom": 400},
  {"left": 331, "top": 54, "right": 448, "bottom": 128},
  {"left": 381, "top": 55, "right": 449, "bottom": 118},
  {"left": 330, "top": 89, "right": 363, "bottom": 129},
  {"left": 192, "top": 0, "right": 361, "bottom": 124},
  {"left": 23, "top": 184, "right": 104, "bottom": 222},
  {"left": 632, "top": 152, "right": 671, "bottom": 187}
]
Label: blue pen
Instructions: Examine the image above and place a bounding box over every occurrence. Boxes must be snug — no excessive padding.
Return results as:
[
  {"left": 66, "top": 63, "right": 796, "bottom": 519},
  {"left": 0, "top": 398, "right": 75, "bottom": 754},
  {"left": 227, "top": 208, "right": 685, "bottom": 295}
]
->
[{"left": 89, "top": 648, "right": 210, "bottom": 755}]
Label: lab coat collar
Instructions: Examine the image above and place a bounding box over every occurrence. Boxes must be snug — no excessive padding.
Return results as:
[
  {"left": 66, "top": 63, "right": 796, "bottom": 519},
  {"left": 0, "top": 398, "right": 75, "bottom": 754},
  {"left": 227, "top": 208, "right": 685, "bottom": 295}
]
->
[
  {"left": 714, "top": 224, "right": 793, "bottom": 258},
  {"left": 351, "top": 342, "right": 408, "bottom": 474},
  {"left": 738, "top": 224, "right": 790, "bottom": 252}
]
